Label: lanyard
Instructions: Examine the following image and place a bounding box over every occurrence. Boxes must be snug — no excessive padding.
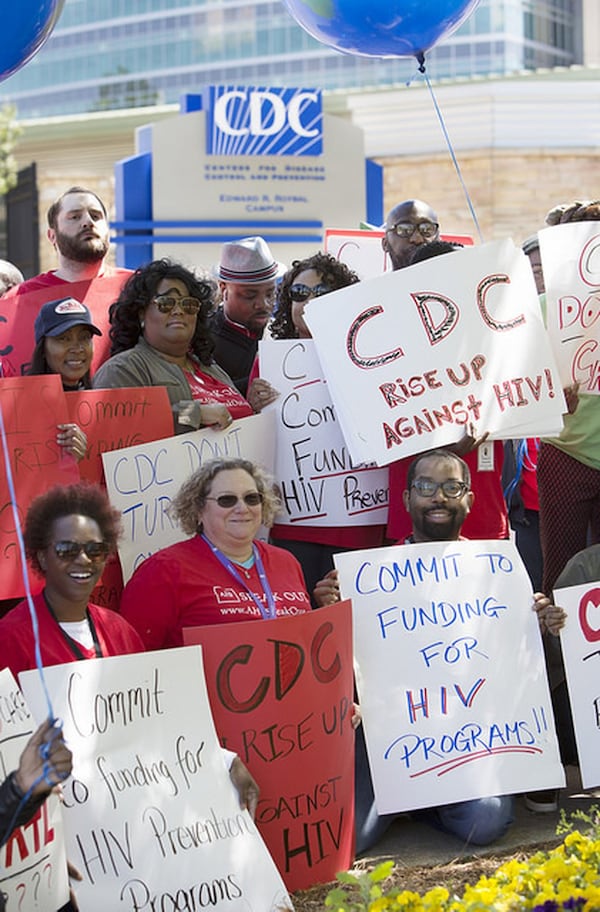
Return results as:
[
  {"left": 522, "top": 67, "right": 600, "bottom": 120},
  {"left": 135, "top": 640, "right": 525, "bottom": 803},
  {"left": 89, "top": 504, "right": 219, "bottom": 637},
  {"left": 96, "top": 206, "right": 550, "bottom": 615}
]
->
[
  {"left": 201, "top": 533, "right": 277, "bottom": 620},
  {"left": 43, "top": 591, "right": 103, "bottom": 660}
]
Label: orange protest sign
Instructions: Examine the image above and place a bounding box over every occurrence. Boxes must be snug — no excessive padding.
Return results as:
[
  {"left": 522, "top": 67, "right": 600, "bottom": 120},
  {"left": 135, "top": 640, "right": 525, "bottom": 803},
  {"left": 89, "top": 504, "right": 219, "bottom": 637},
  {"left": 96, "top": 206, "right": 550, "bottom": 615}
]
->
[
  {"left": 0, "top": 375, "right": 79, "bottom": 599},
  {"left": 184, "top": 600, "right": 355, "bottom": 892},
  {"left": 0, "top": 272, "right": 130, "bottom": 376},
  {"left": 65, "top": 386, "right": 173, "bottom": 484}
]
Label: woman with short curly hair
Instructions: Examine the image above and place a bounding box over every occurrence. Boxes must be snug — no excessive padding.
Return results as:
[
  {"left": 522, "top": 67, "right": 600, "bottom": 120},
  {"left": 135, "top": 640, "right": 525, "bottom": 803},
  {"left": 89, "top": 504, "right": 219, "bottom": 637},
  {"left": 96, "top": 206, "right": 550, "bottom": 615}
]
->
[
  {"left": 120, "top": 456, "right": 337, "bottom": 649},
  {"left": 93, "top": 259, "right": 254, "bottom": 434},
  {"left": 0, "top": 483, "right": 143, "bottom": 679}
]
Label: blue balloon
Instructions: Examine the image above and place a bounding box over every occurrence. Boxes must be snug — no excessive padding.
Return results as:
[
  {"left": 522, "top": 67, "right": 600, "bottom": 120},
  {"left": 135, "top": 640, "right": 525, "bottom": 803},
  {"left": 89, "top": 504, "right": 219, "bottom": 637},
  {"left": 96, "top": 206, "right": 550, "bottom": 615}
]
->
[
  {"left": 0, "top": 0, "right": 65, "bottom": 82},
  {"left": 282, "top": 0, "right": 481, "bottom": 59}
]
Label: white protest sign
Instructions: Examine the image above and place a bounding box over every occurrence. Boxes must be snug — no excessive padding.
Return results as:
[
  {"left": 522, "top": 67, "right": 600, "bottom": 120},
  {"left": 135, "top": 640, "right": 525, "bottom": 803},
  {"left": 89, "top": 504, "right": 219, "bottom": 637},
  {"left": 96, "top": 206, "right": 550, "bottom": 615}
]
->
[
  {"left": 325, "top": 228, "right": 390, "bottom": 279},
  {"left": 259, "top": 338, "right": 388, "bottom": 526},
  {"left": 335, "top": 540, "right": 564, "bottom": 814},
  {"left": 554, "top": 581, "right": 600, "bottom": 787},
  {"left": 0, "top": 669, "right": 69, "bottom": 911},
  {"left": 539, "top": 222, "right": 600, "bottom": 393},
  {"left": 305, "top": 239, "right": 565, "bottom": 466},
  {"left": 102, "top": 412, "right": 275, "bottom": 582},
  {"left": 19, "top": 648, "right": 293, "bottom": 912}
]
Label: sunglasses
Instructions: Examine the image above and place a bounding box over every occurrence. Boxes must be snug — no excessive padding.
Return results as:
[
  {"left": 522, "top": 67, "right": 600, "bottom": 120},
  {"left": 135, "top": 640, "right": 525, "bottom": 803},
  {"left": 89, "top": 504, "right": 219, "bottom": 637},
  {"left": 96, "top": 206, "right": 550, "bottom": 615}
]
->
[
  {"left": 411, "top": 479, "right": 468, "bottom": 499},
  {"left": 52, "top": 540, "right": 110, "bottom": 561},
  {"left": 289, "top": 283, "right": 331, "bottom": 303},
  {"left": 205, "top": 492, "right": 264, "bottom": 509},
  {"left": 387, "top": 221, "right": 439, "bottom": 239},
  {"left": 152, "top": 295, "right": 201, "bottom": 315}
]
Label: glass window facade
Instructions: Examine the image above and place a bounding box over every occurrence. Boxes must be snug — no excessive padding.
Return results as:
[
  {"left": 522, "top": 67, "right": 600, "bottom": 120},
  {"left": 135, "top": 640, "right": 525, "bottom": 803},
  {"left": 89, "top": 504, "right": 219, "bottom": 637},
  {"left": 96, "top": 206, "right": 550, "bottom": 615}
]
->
[{"left": 0, "top": 0, "right": 583, "bottom": 119}]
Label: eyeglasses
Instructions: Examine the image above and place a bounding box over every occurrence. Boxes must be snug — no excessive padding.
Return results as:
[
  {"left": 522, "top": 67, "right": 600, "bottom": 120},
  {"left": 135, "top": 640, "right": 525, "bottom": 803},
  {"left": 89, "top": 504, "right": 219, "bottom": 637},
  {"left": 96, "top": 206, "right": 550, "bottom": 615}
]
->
[
  {"left": 386, "top": 222, "right": 439, "bottom": 239},
  {"left": 205, "top": 492, "right": 264, "bottom": 509},
  {"left": 411, "top": 479, "right": 468, "bottom": 499},
  {"left": 289, "top": 283, "right": 331, "bottom": 303},
  {"left": 52, "top": 541, "right": 110, "bottom": 561},
  {"left": 152, "top": 295, "right": 201, "bottom": 315}
]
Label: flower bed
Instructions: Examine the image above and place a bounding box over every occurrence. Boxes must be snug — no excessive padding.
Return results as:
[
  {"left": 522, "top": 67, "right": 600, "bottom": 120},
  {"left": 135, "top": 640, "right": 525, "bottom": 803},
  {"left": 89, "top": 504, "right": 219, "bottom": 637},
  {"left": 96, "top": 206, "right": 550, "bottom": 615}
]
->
[{"left": 323, "top": 810, "right": 600, "bottom": 912}]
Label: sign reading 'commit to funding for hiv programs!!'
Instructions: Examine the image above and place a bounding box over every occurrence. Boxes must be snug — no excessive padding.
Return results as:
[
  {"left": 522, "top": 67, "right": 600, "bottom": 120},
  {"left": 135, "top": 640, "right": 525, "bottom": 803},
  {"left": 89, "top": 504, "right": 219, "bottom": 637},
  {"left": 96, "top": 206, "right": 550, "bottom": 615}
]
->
[{"left": 335, "top": 539, "right": 565, "bottom": 815}]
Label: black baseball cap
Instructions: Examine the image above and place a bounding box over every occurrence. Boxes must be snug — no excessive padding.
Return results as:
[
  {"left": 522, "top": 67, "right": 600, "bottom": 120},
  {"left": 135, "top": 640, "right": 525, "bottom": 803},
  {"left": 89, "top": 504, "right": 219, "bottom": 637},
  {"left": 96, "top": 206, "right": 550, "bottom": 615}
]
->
[{"left": 34, "top": 297, "right": 102, "bottom": 344}]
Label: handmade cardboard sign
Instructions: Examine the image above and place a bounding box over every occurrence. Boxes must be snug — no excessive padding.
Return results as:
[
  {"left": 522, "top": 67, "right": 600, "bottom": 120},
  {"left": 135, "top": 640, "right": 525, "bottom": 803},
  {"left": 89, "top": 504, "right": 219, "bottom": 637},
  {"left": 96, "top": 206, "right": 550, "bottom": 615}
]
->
[
  {"left": 305, "top": 239, "right": 565, "bottom": 466},
  {"left": 0, "top": 273, "right": 129, "bottom": 377},
  {"left": 334, "top": 539, "right": 565, "bottom": 814},
  {"left": 65, "top": 386, "right": 173, "bottom": 484},
  {"left": 19, "top": 647, "right": 293, "bottom": 912},
  {"left": 259, "top": 338, "right": 388, "bottom": 526},
  {"left": 184, "top": 601, "right": 354, "bottom": 892},
  {"left": 0, "top": 669, "right": 69, "bottom": 911},
  {"left": 0, "top": 375, "right": 79, "bottom": 599},
  {"left": 102, "top": 411, "right": 276, "bottom": 582},
  {"left": 539, "top": 222, "right": 600, "bottom": 393},
  {"left": 554, "top": 581, "right": 600, "bottom": 788}
]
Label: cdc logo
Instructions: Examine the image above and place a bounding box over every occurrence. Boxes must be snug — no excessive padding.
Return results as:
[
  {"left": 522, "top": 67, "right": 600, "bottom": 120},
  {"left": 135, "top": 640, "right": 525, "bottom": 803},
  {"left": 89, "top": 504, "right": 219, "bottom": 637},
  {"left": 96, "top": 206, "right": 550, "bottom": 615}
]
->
[{"left": 205, "top": 86, "right": 323, "bottom": 157}]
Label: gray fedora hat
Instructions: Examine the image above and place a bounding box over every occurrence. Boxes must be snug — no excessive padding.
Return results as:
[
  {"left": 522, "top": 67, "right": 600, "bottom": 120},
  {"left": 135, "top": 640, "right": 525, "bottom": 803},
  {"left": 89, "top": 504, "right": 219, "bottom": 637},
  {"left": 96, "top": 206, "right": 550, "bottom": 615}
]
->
[{"left": 218, "top": 236, "right": 281, "bottom": 284}]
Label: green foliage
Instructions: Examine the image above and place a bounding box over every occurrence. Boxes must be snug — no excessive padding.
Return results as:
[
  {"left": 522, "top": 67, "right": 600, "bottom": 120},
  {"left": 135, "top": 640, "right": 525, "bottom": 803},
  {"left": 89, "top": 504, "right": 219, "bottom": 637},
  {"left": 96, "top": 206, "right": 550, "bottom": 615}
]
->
[
  {"left": 0, "top": 106, "right": 22, "bottom": 196},
  {"left": 325, "top": 862, "right": 396, "bottom": 911}
]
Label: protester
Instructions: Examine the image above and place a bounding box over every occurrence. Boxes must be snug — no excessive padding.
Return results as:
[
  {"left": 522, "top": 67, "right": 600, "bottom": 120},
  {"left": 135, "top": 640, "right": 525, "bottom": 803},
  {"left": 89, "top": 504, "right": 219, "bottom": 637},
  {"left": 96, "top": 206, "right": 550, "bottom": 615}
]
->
[
  {"left": 537, "top": 199, "right": 600, "bottom": 595},
  {"left": 0, "top": 718, "right": 74, "bottom": 912},
  {"left": 255, "top": 252, "right": 385, "bottom": 597},
  {"left": 210, "top": 236, "right": 280, "bottom": 396},
  {"left": 386, "top": 240, "right": 509, "bottom": 543},
  {"left": 381, "top": 198, "right": 440, "bottom": 271},
  {"left": 322, "top": 448, "right": 565, "bottom": 853},
  {"left": 0, "top": 482, "right": 259, "bottom": 825},
  {"left": 119, "top": 456, "right": 339, "bottom": 649},
  {"left": 6, "top": 187, "right": 127, "bottom": 293},
  {"left": 92, "top": 259, "right": 254, "bottom": 433},
  {"left": 25, "top": 297, "right": 102, "bottom": 462},
  {"left": 0, "top": 483, "right": 144, "bottom": 678}
]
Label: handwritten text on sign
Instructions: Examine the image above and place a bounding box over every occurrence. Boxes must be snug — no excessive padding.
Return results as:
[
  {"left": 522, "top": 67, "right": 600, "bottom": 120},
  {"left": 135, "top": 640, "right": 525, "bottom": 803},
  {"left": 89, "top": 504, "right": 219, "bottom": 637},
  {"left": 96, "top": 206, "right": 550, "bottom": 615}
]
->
[
  {"left": 334, "top": 540, "right": 564, "bottom": 814},
  {"left": 540, "top": 222, "right": 600, "bottom": 393},
  {"left": 260, "top": 339, "right": 388, "bottom": 526},
  {"left": 184, "top": 601, "right": 354, "bottom": 893},
  {"left": 555, "top": 581, "right": 600, "bottom": 788},
  {"left": 0, "top": 375, "right": 79, "bottom": 600},
  {"left": 0, "top": 669, "right": 69, "bottom": 912},
  {"left": 19, "top": 648, "right": 292, "bottom": 912},
  {"left": 102, "top": 411, "right": 276, "bottom": 582},
  {"left": 305, "top": 239, "right": 565, "bottom": 466}
]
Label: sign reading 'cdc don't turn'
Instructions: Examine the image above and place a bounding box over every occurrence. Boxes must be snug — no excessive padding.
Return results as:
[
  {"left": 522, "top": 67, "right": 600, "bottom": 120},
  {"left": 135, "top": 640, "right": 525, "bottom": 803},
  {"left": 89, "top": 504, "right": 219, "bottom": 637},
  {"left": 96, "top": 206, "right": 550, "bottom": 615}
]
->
[{"left": 203, "top": 85, "right": 323, "bottom": 157}]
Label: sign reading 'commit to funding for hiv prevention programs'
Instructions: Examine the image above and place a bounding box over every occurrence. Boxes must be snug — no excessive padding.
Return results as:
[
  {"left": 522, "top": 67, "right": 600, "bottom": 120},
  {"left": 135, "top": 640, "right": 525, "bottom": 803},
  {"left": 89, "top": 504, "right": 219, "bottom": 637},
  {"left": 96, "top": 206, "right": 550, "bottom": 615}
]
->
[
  {"left": 19, "top": 648, "right": 293, "bottom": 912},
  {"left": 335, "top": 540, "right": 565, "bottom": 815}
]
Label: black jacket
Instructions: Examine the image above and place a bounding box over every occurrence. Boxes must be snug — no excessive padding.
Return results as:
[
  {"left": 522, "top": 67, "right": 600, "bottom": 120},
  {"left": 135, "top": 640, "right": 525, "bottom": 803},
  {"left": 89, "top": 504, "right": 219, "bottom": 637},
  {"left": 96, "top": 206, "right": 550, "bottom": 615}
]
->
[{"left": 209, "top": 307, "right": 260, "bottom": 397}]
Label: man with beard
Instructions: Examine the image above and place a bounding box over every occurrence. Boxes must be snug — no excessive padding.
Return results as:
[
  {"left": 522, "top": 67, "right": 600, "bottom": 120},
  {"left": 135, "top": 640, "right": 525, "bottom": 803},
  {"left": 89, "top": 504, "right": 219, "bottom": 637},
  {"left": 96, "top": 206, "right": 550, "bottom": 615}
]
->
[
  {"left": 210, "top": 236, "right": 280, "bottom": 397},
  {"left": 351, "top": 447, "right": 565, "bottom": 855},
  {"left": 381, "top": 198, "right": 440, "bottom": 271},
  {"left": 0, "top": 187, "right": 131, "bottom": 374}
]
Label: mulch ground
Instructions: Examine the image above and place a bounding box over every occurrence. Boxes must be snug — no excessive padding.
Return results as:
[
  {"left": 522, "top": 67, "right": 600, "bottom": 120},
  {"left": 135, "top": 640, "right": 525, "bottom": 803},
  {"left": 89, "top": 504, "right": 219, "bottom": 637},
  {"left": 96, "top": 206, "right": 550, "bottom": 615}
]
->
[{"left": 291, "top": 838, "right": 563, "bottom": 910}]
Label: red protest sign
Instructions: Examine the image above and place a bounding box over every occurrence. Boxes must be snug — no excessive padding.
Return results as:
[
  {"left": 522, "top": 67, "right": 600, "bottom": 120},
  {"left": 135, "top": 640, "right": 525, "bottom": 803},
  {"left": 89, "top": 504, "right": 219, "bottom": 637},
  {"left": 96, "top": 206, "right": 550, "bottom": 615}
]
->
[
  {"left": 0, "top": 375, "right": 79, "bottom": 599},
  {"left": 184, "top": 600, "right": 355, "bottom": 892},
  {"left": 65, "top": 386, "right": 173, "bottom": 484},
  {"left": 0, "top": 272, "right": 130, "bottom": 376}
]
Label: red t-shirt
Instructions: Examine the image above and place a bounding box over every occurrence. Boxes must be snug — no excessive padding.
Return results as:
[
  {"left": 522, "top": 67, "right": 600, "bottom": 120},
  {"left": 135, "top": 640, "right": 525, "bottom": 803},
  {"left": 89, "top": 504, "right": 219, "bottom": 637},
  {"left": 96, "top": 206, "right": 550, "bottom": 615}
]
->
[
  {"left": 120, "top": 535, "right": 311, "bottom": 651},
  {"left": 386, "top": 442, "right": 509, "bottom": 541},
  {"left": 183, "top": 367, "right": 253, "bottom": 420},
  {"left": 0, "top": 592, "right": 144, "bottom": 679}
]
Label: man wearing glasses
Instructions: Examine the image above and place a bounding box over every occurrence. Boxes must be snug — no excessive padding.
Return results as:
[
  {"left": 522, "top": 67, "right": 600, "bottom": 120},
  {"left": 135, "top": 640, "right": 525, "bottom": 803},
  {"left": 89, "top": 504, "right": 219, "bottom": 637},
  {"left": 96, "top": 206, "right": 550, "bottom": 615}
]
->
[{"left": 382, "top": 199, "right": 440, "bottom": 271}]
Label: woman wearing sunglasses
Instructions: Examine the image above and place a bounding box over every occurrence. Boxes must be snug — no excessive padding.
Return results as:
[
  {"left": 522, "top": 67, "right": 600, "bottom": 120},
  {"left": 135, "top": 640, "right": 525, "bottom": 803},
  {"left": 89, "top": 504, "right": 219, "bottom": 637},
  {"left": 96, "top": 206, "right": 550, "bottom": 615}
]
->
[
  {"left": 0, "top": 483, "right": 144, "bottom": 679},
  {"left": 120, "top": 456, "right": 337, "bottom": 649},
  {"left": 93, "top": 259, "right": 253, "bottom": 433},
  {"left": 248, "top": 253, "right": 385, "bottom": 600}
]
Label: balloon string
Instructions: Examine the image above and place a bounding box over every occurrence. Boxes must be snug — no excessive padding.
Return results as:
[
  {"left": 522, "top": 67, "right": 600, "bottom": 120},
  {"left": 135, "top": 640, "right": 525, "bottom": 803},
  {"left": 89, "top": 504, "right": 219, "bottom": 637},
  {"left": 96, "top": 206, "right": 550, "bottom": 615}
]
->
[
  {"left": 416, "top": 53, "right": 484, "bottom": 244},
  {"left": 0, "top": 403, "right": 54, "bottom": 721}
]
